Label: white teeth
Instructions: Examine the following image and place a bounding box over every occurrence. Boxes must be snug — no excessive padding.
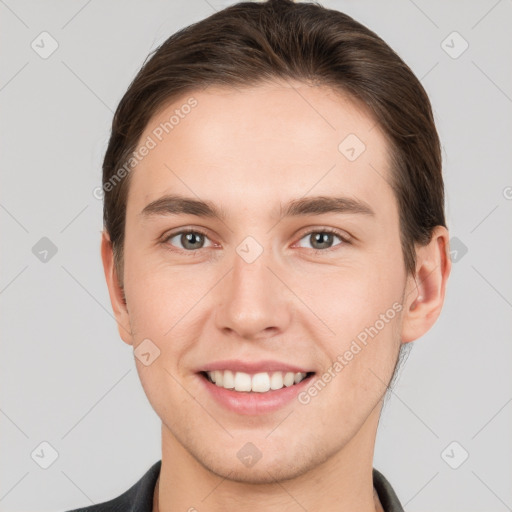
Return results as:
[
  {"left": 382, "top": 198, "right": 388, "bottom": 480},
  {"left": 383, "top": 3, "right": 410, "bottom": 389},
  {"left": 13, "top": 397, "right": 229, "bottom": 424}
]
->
[
  {"left": 283, "top": 372, "right": 295, "bottom": 387},
  {"left": 270, "top": 372, "right": 284, "bottom": 390},
  {"left": 223, "top": 370, "right": 235, "bottom": 389},
  {"left": 205, "top": 370, "right": 308, "bottom": 392},
  {"left": 251, "top": 372, "right": 270, "bottom": 393},
  {"left": 214, "top": 370, "right": 223, "bottom": 386},
  {"left": 234, "top": 372, "right": 252, "bottom": 392}
]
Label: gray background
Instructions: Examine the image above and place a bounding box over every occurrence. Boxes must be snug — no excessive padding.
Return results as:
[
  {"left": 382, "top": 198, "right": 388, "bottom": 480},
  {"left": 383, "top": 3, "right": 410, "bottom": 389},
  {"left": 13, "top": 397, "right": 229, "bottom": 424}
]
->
[{"left": 1, "top": 0, "right": 511, "bottom": 511}]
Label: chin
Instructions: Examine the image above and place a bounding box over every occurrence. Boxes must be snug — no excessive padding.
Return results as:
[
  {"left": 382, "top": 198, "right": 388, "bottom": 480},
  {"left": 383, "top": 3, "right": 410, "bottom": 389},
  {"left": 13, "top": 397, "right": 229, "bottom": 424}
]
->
[
  {"left": 194, "top": 442, "right": 330, "bottom": 485},
  {"left": 205, "top": 459, "right": 311, "bottom": 485}
]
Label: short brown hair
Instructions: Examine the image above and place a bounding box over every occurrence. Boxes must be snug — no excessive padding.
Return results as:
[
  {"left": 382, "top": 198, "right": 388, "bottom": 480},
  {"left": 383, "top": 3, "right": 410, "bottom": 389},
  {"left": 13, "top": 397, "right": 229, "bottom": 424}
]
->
[{"left": 102, "top": 0, "right": 445, "bottom": 288}]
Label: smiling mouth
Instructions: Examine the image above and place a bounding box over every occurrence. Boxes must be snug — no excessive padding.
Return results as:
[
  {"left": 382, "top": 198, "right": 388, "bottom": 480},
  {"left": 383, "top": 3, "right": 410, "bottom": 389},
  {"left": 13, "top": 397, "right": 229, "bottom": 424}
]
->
[{"left": 200, "top": 370, "right": 315, "bottom": 393}]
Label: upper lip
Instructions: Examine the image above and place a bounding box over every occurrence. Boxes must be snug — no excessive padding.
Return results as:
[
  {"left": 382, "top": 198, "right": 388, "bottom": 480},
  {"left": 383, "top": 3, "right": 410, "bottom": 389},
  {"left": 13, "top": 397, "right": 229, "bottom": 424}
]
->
[{"left": 198, "top": 359, "right": 313, "bottom": 374}]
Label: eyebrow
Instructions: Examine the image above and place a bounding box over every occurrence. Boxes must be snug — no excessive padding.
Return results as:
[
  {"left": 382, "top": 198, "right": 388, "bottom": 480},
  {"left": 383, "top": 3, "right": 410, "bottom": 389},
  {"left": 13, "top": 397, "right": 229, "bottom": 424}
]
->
[{"left": 140, "top": 194, "right": 375, "bottom": 221}]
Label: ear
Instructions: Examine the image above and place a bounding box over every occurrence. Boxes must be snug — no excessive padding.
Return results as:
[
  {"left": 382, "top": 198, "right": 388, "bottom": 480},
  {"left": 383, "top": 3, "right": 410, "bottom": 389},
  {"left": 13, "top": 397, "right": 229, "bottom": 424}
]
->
[
  {"left": 400, "top": 225, "right": 452, "bottom": 344},
  {"left": 100, "top": 230, "right": 133, "bottom": 346}
]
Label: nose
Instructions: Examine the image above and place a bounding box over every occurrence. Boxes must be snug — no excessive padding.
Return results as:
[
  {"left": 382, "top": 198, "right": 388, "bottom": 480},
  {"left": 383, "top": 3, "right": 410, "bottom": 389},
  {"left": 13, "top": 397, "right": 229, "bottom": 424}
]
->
[{"left": 214, "top": 244, "right": 293, "bottom": 341}]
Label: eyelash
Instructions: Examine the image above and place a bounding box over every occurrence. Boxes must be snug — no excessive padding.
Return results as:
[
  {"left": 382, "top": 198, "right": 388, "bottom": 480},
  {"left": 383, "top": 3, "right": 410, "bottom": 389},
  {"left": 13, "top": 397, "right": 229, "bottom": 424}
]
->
[{"left": 161, "top": 227, "right": 351, "bottom": 254}]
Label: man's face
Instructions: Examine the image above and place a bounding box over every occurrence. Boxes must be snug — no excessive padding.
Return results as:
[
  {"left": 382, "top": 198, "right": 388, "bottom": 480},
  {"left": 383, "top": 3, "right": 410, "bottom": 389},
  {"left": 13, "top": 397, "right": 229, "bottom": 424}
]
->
[{"left": 113, "top": 81, "right": 415, "bottom": 482}]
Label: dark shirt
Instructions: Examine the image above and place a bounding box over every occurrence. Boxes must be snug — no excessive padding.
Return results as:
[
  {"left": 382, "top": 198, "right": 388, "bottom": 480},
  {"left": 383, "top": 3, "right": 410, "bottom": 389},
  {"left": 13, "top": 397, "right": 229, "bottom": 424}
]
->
[{"left": 64, "top": 460, "right": 404, "bottom": 512}]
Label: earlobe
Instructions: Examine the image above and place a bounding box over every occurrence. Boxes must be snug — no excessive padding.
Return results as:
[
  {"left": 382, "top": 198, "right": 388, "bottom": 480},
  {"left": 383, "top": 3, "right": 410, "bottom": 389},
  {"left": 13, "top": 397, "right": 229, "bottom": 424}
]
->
[
  {"left": 400, "top": 226, "right": 452, "bottom": 344},
  {"left": 100, "top": 230, "right": 133, "bottom": 345}
]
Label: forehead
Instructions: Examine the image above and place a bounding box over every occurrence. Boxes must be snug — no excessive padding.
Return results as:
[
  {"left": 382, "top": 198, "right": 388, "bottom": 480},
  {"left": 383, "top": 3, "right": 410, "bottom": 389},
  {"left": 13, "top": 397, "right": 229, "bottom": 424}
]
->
[{"left": 126, "top": 81, "right": 395, "bottom": 219}]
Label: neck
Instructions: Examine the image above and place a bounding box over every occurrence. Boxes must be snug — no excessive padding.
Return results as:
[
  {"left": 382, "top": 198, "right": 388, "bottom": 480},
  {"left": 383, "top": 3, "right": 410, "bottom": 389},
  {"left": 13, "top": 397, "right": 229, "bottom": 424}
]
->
[{"left": 154, "top": 405, "right": 383, "bottom": 512}]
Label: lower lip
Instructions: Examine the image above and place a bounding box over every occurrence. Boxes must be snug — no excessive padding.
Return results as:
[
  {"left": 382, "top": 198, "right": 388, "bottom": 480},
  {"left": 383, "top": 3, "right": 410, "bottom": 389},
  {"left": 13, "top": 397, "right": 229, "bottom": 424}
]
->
[{"left": 198, "top": 373, "right": 314, "bottom": 415}]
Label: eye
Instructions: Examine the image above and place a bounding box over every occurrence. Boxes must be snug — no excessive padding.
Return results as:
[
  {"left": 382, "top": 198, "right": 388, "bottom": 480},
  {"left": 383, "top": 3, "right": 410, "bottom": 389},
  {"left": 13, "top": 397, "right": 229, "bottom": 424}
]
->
[
  {"left": 164, "top": 230, "right": 215, "bottom": 251},
  {"left": 295, "top": 229, "right": 348, "bottom": 251},
  {"left": 161, "top": 228, "right": 350, "bottom": 253}
]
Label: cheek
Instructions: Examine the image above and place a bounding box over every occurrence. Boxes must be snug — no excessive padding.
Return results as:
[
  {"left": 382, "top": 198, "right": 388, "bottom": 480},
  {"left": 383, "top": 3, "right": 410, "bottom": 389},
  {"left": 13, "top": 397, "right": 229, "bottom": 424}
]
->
[
  {"left": 307, "top": 302, "right": 402, "bottom": 435},
  {"left": 303, "top": 249, "right": 404, "bottom": 387},
  {"left": 135, "top": 359, "right": 191, "bottom": 433},
  {"left": 123, "top": 243, "right": 205, "bottom": 336},
  {"left": 304, "top": 250, "right": 404, "bottom": 331}
]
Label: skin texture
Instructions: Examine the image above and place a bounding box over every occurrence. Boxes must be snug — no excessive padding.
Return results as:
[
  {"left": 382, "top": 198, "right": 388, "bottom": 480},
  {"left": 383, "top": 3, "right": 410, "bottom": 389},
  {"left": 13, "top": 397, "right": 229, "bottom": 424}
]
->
[{"left": 101, "top": 80, "right": 451, "bottom": 512}]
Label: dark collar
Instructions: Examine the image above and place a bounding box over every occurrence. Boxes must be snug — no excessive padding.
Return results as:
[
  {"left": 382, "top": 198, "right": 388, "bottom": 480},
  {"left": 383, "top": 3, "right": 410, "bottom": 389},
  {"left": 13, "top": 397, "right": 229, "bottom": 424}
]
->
[{"left": 373, "top": 467, "right": 405, "bottom": 512}]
